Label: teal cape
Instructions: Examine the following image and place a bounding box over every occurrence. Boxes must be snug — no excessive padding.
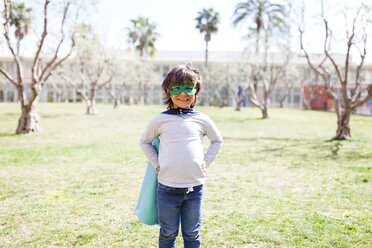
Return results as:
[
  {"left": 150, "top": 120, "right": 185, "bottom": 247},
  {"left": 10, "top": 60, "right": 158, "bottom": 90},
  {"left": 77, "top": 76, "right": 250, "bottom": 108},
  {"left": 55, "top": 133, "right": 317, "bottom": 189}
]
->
[{"left": 135, "top": 137, "right": 160, "bottom": 225}]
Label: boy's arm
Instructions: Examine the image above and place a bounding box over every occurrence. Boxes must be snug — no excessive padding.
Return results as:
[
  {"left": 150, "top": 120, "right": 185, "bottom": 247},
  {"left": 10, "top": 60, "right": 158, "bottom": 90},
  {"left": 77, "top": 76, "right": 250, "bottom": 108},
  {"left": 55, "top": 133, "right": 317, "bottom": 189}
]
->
[
  {"left": 203, "top": 116, "right": 223, "bottom": 167},
  {"left": 139, "top": 117, "right": 160, "bottom": 169}
]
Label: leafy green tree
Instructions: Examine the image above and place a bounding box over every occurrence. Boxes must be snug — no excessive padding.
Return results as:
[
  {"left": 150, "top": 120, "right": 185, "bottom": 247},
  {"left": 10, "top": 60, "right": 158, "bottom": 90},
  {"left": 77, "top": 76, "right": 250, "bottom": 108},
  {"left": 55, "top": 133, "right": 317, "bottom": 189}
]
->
[
  {"left": 127, "top": 16, "right": 159, "bottom": 58},
  {"left": 195, "top": 8, "right": 219, "bottom": 67},
  {"left": 9, "top": 2, "right": 33, "bottom": 54}
]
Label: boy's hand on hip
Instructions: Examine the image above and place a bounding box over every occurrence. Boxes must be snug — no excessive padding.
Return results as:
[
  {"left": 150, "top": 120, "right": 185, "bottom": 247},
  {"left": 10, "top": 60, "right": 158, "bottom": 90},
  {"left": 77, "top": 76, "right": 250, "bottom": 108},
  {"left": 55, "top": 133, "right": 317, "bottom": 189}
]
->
[
  {"left": 201, "top": 164, "right": 206, "bottom": 173},
  {"left": 157, "top": 166, "right": 160, "bottom": 174}
]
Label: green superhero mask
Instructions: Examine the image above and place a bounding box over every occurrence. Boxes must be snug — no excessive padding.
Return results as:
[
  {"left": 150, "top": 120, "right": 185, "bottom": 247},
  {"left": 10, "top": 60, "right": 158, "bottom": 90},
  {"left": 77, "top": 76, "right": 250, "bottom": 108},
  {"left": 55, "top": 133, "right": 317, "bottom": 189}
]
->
[{"left": 169, "top": 82, "right": 196, "bottom": 95}]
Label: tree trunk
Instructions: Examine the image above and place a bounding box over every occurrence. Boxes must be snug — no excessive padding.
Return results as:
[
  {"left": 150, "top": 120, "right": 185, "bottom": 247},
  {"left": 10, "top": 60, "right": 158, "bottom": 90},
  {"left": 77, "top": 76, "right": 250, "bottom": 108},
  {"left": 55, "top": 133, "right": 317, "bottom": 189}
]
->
[
  {"left": 261, "top": 105, "right": 269, "bottom": 119},
  {"left": 15, "top": 83, "right": 41, "bottom": 134},
  {"left": 235, "top": 93, "right": 245, "bottom": 111},
  {"left": 138, "top": 94, "right": 145, "bottom": 105},
  {"left": 209, "top": 94, "right": 215, "bottom": 106},
  {"left": 86, "top": 101, "right": 96, "bottom": 115},
  {"left": 333, "top": 108, "right": 352, "bottom": 140},
  {"left": 128, "top": 95, "right": 134, "bottom": 105},
  {"left": 113, "top": 98, "right": 120, "bottom": 108},
  {"left": 205, "top": 41, "right": 209, "bottom": 67},
  {"left": 86, "top": 89, "right": 97, "bottom": 114},
  {"left": 16, "top": 102, "right": 41, "bottom": 134},
  {"left": 235, "top": 99, "right": 243, "bottom": 111},
  {"left": 261, "top": 92, "right": 270, "bottom": 119},
  {"left": 219, "top": 96, "right": 227, "bottom": 108}
]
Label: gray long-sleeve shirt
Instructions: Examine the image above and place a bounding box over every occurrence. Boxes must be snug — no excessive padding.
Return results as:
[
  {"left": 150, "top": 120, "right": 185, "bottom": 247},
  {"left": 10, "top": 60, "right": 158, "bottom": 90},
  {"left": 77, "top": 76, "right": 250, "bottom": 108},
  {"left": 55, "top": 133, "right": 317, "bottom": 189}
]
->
[{"left": 139, "top": 111, "right": 223, "bottom": 188}]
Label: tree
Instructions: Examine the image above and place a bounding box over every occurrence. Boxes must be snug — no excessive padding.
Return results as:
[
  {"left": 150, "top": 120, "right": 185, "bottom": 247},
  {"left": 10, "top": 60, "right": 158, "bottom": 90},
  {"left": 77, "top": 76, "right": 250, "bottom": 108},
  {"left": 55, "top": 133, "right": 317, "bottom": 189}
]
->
[
  {"left": 58, "top": 24, "right": 113, "bottom": 114},
  {"left": 299, "top": 2, "right": 372, "bottom": 140},
  {"left": 104, "top": 54, "right": 126, "bottom": 109},
  {"left": 247, "top": 55, "right": 290, "bottom": 118},
  {"left": 232, "top": 0, "right": 287, "bottom": 118},
  {"left": 232, "top": 0, "right": 286, "bottom": 56},
  {"left": 0, "top": 0, "right": 78, "bottom": 134},
  {"left": 195, "top": 8, "right": 219, "bottom": 67},
  {"left": 127, "top": 16, "right": 159, "bottom": 58}
]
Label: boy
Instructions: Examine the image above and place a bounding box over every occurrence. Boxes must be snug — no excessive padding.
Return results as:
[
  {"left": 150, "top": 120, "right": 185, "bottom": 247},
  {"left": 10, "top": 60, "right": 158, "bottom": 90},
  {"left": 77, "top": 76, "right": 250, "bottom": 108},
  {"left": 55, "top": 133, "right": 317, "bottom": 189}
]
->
[{"left": 139, "top": 64, "right": 223, "bottom": 248}]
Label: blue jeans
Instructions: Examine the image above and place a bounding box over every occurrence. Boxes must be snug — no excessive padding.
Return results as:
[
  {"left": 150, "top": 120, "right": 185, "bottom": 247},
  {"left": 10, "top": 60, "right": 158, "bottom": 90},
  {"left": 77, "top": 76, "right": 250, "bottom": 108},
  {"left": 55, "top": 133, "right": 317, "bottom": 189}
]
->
[{"left": 157, "top": 183, "right": 204, "bottom": 248}]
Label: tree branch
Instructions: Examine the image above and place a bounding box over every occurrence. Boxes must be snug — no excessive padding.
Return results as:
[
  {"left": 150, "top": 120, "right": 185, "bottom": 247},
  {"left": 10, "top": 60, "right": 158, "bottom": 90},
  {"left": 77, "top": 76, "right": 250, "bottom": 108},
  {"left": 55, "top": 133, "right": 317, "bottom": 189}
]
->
[
  {"left": 32, "top": 0, "right": 50, "bottom": 84},
  {"left": 3, "top": 0, "right": 24, "bottom": 86},
  {"left": 39, "top": 1, "right": 72, "bottom": 84},
  {"left": 42, "top": 33, "right": 76, "bottom": 84},
  {"left": 0, "top": 68, "right": 17, "bottom": 86},
  {"left": 58, "top": 72, "right": 77, "bottom": 89},
  {"left": 98, "top": 75, "right": 113, "bottom": 90},
  {"left": 322, "top": 18, "right": 344, "bottom": 85},
  {"left": 351, "top": 33, "right": 367, "bottom": 103},
  {"left": 351, "top": 84, "right": 372, "bottom": 109}
]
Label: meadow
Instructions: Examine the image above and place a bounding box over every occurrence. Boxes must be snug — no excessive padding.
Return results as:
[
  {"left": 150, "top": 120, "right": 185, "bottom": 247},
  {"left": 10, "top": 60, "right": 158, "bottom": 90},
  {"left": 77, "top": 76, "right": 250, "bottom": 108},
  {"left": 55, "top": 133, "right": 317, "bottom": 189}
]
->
[{"left": 0, "top": 103, "right": 371, "bottom": 248}]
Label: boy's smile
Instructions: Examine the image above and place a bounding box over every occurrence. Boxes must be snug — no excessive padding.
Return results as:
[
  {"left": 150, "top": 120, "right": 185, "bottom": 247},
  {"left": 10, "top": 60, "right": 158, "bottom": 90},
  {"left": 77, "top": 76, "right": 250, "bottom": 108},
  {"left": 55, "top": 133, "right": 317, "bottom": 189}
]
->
[{"left": 170, "top": 92, "right": 195, "bottom": 109}]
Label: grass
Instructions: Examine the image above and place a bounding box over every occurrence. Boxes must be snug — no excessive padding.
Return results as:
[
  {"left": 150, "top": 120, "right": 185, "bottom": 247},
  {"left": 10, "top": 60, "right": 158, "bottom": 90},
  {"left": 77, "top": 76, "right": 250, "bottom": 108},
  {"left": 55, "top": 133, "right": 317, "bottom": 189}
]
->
[{"left": 0, "top": 103, "right": 371, "bottom": 248}]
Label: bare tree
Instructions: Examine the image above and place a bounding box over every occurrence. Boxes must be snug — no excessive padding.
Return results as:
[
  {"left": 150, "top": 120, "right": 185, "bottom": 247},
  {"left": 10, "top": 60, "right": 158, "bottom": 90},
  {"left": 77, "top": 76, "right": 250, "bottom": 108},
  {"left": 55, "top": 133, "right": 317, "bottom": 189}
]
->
[
  {"left": 247, "top": 55, "right": 290, "bottom": 118},
  {"left": 58, "top": 58, "right": 113, "bottom": 115},
  {"left": 58, "top": 24, "right": 115, "bottom": 114},
  {"left": 299, "top": 3, "right": 372, "bottom": 140},
  {"left": 105, "top": 83, "right": 122, "bottom": 108},
  {"left": 0, "top": 0, "right": 78, "bottom": 134}
]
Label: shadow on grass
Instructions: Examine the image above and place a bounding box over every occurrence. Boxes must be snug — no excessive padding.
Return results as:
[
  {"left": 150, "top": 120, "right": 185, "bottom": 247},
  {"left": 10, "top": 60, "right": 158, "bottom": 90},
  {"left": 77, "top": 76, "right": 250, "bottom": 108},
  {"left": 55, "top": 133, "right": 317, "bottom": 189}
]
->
[
  {"left": 4, "top": 112, "right": 19, "bottom": 117},
  {"left": 0, "top": 132, "right": 17, "bottom": 137},
  {"left": 223, "top": 136, "right": 306, "bottom": 143},
  {"left": 40, "top": 113, "right": 73, "bottom": 118},
  {"left": 214, "top": 116, "right": 264, "bottom": 123},
  {"left": 323, "top": 141, "right": 343, "bottom": 157},
  {"left": 225, "top": 135, "right": 370, "bottom": 161},
  {"left": 346, "top": 166, "right": 372, "bottom": 173}
]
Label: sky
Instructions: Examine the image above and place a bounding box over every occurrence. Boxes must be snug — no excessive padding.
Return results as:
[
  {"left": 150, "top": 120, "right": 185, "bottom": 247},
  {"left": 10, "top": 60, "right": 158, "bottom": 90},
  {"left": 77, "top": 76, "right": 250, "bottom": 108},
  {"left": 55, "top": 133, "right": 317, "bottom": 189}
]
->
[
  {"left": 0, "top": 0, "right": 371, "bottom": 62},
  {"left": 90, "top": 0, "right": 244, "bottom": 52},
  {"left": 87, "top": 0, "right": 371, "bottom": 62}
]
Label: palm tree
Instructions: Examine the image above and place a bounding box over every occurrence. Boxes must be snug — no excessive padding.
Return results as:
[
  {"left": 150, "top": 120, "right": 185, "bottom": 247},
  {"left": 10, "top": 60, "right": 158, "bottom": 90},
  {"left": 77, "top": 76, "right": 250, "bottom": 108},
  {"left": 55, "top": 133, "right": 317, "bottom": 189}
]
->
[
  {"left": 195, "top": 8, "right": 219, "bottom": 67},
  {"left": 127, "top": 16, "right": 159, "bottom": 58},
  {"left": 9, "top": 2, "right": 33, "bottom": 55},
  {"left": 232, "top": 0, "right": 286, "bottom": 56}
]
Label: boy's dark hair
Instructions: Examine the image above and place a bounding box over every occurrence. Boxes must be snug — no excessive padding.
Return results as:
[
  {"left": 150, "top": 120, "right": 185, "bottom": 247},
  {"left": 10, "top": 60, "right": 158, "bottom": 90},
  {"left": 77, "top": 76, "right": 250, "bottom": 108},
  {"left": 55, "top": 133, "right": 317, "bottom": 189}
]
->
[{"left": 162, "top": 64, "right": 202, "bottom": 109}]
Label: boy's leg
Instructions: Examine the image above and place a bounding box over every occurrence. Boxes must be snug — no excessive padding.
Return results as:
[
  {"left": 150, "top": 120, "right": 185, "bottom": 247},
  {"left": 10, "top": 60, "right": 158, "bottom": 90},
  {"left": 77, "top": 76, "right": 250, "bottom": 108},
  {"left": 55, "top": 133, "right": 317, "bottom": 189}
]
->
[
  {"left": 157, "top": 183, "right": 183, "bottom": 248},
  {"left": 180, "top": 185, "right": 204, "bottom": 248}
]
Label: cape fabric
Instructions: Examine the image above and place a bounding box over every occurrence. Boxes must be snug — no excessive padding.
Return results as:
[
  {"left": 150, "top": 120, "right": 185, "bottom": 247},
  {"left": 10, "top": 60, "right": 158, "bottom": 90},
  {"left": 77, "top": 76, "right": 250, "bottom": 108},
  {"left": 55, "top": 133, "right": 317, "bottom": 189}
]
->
[{"left": 135, "top": 137, "right": 160, "bottom": 225}]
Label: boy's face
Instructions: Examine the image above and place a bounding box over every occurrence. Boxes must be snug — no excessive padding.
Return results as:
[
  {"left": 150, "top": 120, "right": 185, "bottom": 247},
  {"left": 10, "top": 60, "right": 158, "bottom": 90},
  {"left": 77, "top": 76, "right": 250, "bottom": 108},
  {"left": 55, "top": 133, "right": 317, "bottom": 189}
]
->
[{"left": 169, "top": 82, "right": 196, "bottom": 108}]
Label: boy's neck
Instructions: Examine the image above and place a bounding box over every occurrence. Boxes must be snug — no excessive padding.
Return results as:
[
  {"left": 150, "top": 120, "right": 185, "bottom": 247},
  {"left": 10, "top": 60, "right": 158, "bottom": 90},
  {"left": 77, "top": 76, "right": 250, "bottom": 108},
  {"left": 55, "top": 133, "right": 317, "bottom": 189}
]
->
[{"left": 171, "top": 107, "right": 192, "bottom": 109}]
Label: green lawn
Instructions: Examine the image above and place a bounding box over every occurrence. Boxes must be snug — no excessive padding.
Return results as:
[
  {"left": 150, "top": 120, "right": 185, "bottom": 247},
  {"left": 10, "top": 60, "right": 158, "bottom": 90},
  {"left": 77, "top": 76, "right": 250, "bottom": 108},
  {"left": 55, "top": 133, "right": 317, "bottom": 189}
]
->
[{"left": 0, "top": 103, "right": 371, "bottom": 248}]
